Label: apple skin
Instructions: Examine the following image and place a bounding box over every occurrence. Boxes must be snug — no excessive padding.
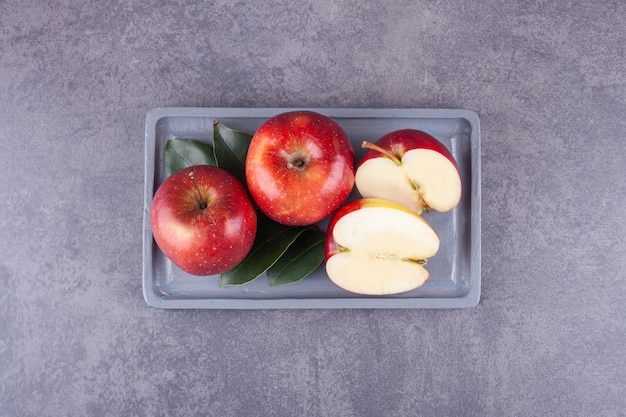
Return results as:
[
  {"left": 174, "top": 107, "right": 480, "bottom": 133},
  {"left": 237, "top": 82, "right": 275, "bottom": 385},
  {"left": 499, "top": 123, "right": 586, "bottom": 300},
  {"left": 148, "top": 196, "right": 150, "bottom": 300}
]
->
[
  {"left": 325, "top": 198, "right": 372, "bottom": 261},
  {"left": 356, "top": 129, "right": 461, "bottom": 214},
  {"left": 359, "top": 129, "right": 459, "bottom": 168},
  {"left": 150, "top": 165, "right": 257, "bottom": 276},
  {"left": 246, "top": 111, "right": 355, "bottom": 226}
]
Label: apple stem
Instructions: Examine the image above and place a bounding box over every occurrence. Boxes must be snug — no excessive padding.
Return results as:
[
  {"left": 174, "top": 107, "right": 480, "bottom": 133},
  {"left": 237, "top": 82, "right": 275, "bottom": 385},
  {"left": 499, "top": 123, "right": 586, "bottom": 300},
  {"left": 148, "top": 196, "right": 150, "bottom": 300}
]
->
[
  {"left": 287, "top": 159, "right": 305, "bottom": 170},
  {"left": 188, "top": 171, "right": 208, "bottom": 210},
  {"left": 361, "top": 141, "right": 402, "bottom": 166}
]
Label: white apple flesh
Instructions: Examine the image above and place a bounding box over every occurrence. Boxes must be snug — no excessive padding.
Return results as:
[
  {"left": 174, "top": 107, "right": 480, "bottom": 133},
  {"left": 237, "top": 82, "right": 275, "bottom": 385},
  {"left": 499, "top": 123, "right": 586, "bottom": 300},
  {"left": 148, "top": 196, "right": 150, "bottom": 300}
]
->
[
  {"left": 325, "top": 198, "right": 440, "bottom": 295},
  {"left": 355, "top": 129, "right": 462, "bottom": 214}
]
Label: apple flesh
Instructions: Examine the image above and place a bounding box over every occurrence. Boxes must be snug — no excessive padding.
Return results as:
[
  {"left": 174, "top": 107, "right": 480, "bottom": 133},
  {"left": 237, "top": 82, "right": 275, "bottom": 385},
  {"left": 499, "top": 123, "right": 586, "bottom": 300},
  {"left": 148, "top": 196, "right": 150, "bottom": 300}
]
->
[
  {"left": 355, "top": 129, "right": 461, "bottom": 214},
  {"left": 246, "top": 110, "right": 355, "bottom": 226},
  {"left": 325, "top": 198, "right": 440, "bottom": 295},
  {"left": 150, "top": 165, "right": 257, "bottom": 276}
]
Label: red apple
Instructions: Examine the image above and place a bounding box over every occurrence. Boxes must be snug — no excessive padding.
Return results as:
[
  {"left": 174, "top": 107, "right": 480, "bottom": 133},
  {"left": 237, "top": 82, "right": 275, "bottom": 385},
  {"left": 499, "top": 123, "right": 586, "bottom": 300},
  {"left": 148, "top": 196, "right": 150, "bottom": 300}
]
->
[
  {"left": 355, "top": 129, "right": 462, "bottom": 214},
  {"left": 150, "top": 165, "right": 257, "bottom": 276},
  {"left": 325, "top": 198, "right": 440, "bottom": 295},
  {"left": 245, "top": 111, "right": 355, "bottom": 226}
]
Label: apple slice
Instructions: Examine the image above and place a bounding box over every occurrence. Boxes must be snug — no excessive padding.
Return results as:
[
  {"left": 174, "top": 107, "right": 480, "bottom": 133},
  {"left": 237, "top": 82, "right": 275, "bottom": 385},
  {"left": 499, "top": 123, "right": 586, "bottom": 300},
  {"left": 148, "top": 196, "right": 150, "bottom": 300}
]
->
[
  {"left": 324, "top": 198, "right": 440, "bottom": 295},
  {"left": 355, "top": 129, "right": 461, "bottom": 214}
]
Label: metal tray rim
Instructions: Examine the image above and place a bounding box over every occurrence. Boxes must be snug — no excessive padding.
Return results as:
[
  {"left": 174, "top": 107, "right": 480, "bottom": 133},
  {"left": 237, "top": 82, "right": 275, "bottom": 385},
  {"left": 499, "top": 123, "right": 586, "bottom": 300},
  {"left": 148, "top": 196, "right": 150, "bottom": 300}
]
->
[{"left": 143, "top": 107, "right": 481, "bottom": 309}]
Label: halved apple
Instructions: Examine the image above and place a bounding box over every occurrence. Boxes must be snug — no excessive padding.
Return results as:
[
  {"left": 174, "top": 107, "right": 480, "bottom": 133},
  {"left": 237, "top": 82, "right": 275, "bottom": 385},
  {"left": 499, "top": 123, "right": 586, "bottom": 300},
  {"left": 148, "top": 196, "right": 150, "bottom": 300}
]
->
[
  {"left": 324, "top": 198, "right": 440, "bottom": 295},
  {"left": 355, "top": 129, "right": 461, "bottom": 214}
]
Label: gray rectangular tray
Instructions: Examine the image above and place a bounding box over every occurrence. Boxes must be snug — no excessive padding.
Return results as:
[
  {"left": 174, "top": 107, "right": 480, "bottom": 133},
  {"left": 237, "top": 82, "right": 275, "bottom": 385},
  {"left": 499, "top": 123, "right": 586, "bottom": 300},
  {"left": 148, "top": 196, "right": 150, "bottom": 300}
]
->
[{"left": 143, "top": 108, "right": 481, "bottom": 309}]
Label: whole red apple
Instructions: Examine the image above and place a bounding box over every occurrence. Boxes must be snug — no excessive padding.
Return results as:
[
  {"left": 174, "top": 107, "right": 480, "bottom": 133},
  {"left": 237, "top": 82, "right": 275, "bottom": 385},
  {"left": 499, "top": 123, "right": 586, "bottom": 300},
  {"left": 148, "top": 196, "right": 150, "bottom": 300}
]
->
[
  {"left": 150, "top": 165, "right": 257, "bottom": 276},
  {"left": 246, "top": 111, "right": 355, "bottom": 226},
  {"left": 355, "top": 129, "right": 462, "bottom": 214}
]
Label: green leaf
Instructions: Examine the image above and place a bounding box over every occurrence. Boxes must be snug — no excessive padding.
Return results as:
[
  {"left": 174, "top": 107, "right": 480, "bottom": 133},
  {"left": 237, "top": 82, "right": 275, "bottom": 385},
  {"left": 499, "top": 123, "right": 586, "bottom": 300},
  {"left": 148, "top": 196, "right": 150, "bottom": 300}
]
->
[
  {"left": 267, "top": 227, "right": 326, "bottom": 287},
  {"left": 219, "top": 213, "right": 308, "bottom": 287},
  {"left": 213, "top": 121, "right": 253, "bottom": 186},
  {"left": 164, "top": 139, "right": 216, "bottom": 177}
]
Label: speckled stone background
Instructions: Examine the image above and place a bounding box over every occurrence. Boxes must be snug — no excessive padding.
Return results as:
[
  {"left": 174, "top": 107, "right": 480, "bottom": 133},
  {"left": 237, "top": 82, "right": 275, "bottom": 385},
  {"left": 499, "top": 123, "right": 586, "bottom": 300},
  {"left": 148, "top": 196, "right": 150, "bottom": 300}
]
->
[{"left": 1, "top": 1, "right": 625, "bottom": 416}]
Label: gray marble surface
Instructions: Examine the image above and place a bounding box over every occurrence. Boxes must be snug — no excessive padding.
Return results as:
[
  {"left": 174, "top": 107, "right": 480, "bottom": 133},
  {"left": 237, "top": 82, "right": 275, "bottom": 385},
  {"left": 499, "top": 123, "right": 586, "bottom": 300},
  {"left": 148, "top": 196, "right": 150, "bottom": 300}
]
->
[{"left": 1, "top": 1, "right": 625, "bottom": 416}]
